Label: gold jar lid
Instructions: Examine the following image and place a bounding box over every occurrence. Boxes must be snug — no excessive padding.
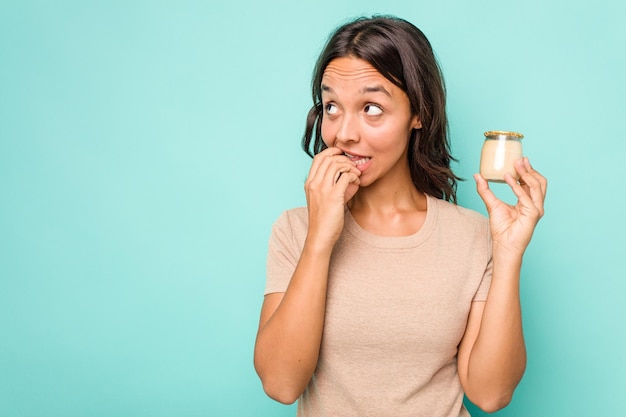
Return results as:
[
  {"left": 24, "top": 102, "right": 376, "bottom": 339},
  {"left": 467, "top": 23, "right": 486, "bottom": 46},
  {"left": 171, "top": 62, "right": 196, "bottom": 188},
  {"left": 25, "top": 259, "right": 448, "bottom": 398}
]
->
[{"left": 484, "top": 130, "right": 524, "bottom": 139}]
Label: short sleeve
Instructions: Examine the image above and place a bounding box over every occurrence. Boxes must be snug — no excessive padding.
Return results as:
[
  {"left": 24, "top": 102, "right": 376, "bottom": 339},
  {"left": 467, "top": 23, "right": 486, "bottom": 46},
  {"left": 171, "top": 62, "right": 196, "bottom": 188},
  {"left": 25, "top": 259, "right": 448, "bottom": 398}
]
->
[
  {"left": 472, "top": 257, "right": 493, "bottom": 302},
  {"left": 264, "top": 209, "right": 307, "bottom": 295},
  {"left": 472, "top": 226, "right": 493, "bottom": 302}
]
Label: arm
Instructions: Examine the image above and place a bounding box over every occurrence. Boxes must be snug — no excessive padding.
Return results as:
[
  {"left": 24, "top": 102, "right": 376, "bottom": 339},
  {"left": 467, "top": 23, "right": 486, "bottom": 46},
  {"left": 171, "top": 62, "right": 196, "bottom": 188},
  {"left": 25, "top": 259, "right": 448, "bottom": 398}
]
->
[
  {"left": 253, "top": 244, "right": 332, "bottom": 404},
  {"left": 458, "top": 157, "right": 547, "bottom": 412},
  {"left": 253, "top": 147, "right": 360, "bottom": 404}
]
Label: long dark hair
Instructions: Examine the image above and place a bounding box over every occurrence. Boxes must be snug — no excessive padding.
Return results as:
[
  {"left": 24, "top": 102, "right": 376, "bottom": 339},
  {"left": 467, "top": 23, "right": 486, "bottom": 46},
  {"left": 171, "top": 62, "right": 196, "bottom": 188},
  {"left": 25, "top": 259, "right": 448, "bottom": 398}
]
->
[{"left": 302, "top": 16, "right": 460, "bottom": 203}]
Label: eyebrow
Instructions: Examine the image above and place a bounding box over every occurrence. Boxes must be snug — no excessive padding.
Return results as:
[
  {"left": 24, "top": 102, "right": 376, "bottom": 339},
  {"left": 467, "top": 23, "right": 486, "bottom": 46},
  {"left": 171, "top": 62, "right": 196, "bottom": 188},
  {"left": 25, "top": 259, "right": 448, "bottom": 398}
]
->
[
  {"left": 361, "top": 85, "right": 391, "bottom": 97},
  {"left": 321, "top": 84, "right": 391, "bottom": 97}
]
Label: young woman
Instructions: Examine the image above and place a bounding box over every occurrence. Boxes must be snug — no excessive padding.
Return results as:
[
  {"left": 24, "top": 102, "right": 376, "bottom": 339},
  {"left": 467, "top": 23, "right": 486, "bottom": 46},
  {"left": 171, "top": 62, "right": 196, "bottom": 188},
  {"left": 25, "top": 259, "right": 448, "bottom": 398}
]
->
[{"left": 254, "top": 16, "right": 547, "bottom": 416}]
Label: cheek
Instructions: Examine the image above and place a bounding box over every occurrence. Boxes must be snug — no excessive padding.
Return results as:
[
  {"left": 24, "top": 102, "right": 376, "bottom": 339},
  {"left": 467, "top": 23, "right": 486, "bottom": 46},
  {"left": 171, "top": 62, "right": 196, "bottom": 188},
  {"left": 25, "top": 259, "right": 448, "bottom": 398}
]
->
[
  {"left": 320, "top": 119, "right": 334, "bottom": 147},
  {"left": 368, "top": 126, "right": 411, "bottom": 154}
]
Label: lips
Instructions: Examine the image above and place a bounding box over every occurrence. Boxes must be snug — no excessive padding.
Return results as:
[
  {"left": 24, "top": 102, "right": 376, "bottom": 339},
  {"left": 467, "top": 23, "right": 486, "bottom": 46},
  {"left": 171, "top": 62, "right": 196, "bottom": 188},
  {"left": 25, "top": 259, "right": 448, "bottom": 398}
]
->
[{"left": 343, "top": 152, "right": 371, "bottom": 166}]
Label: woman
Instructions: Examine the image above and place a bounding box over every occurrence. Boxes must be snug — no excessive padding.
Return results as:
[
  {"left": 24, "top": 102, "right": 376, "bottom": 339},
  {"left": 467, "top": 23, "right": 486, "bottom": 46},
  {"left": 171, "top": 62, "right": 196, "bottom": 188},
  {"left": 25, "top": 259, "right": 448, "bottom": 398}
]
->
[{"left": 254, "top": 15, "right": 547, "bottom": 416}]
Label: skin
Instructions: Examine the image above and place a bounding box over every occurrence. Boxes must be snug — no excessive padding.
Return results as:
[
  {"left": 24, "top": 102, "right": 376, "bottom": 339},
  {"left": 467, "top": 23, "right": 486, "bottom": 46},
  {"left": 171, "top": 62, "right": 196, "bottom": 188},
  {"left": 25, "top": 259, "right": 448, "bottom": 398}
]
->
[{"left": 253, "top": 57, "right": 548, "bottom": 411}]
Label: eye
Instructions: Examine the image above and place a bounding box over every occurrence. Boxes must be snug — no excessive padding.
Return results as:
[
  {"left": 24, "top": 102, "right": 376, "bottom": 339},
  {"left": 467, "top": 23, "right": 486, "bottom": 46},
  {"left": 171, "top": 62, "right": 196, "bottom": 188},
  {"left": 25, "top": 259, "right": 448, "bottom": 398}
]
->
[
  {"left": 325, "top": 103, "right": 338, "bottom": 115},
  {"left": 364, "top": 104, "right": 383, "bottom": 116}
]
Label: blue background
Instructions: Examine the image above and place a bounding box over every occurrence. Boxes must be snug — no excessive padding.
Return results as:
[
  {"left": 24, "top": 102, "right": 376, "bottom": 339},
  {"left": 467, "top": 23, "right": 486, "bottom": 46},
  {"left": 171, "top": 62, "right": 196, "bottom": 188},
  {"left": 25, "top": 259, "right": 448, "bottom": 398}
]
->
[{"left": 1, "top": 1, "right": 624, "bottom": 416}]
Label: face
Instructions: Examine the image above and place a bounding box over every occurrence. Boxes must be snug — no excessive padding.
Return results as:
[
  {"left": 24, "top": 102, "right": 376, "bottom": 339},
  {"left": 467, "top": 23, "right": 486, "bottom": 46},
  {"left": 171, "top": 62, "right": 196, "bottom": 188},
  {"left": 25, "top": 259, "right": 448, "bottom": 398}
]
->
[{"left": 320, "top": 56, "right": 421, "bottom": 187}]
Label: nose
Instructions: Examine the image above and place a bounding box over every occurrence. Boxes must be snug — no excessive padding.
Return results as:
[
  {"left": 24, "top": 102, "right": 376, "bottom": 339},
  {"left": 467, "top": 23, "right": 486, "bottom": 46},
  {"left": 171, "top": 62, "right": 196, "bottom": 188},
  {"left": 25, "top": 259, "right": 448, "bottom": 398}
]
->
[{"left": 334, "top": 113, "right": 360, "bottom": 146}]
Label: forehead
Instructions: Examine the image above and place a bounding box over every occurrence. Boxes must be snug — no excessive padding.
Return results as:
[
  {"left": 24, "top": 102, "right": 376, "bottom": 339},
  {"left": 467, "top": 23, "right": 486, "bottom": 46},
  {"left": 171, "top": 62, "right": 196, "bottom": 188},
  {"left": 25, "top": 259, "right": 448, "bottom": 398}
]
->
[{"left": 321, "top": 57, "right": 390, "bottom": 89}]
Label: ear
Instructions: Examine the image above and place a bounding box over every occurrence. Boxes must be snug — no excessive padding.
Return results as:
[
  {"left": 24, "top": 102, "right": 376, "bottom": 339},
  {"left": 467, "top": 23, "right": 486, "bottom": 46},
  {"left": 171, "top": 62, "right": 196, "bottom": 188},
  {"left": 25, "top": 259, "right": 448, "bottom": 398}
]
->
[{"left": 410, "top": 114, "right": 422, "bottom": 130}]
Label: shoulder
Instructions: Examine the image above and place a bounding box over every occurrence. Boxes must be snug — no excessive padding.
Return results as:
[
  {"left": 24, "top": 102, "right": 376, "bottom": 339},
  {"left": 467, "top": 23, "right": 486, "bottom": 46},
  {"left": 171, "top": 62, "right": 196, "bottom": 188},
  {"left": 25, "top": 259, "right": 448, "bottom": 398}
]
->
[
  {"left": 270, "top": 207, "right": 309, "bottom": 243},
  {"left": 429, "top": 197, "right": 492, "bottom": 259},
  {"left": 273, "top": 207, "right": 308, "bottom": 230},
  {"left": 430, "top": 197, "right": 489, "bottom": 233}
]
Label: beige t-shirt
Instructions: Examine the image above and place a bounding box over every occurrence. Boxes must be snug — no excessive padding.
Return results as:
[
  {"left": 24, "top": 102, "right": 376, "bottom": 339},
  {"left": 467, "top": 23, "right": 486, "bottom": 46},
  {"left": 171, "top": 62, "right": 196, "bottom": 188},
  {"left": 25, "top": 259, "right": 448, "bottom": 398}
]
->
[{"left": 265, "top": 195, "right": 492, "bottom": 417}]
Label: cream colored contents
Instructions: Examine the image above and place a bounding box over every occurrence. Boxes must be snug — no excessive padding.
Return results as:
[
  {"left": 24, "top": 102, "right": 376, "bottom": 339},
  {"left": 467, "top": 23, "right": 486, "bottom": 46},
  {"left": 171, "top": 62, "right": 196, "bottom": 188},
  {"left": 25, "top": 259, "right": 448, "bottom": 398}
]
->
[{"left": 480, "top": 138, "right": 523, "bottom": 181}]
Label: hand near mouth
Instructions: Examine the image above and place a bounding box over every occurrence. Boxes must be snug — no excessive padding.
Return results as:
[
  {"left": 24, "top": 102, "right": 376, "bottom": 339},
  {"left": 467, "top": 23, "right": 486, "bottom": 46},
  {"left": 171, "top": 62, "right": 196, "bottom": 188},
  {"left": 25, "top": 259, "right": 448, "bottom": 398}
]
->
[{"left": 305, "top": 147, "right": 362, "bottom": 248}]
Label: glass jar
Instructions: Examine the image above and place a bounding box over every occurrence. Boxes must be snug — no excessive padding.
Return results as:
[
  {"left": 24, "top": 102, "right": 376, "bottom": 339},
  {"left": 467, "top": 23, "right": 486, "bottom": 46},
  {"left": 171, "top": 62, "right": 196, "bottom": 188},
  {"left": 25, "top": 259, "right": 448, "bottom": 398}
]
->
[{"left": 479, "top": 130, "right": 524, "bottom": 182}]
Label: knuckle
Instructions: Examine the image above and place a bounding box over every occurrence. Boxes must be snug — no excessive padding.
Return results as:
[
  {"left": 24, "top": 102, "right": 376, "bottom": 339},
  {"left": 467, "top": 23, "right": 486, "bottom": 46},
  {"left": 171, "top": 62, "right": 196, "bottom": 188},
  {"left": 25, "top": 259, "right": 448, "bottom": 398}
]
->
[{"left": 305, "top": 178, "right": 319, "bottom": 191}]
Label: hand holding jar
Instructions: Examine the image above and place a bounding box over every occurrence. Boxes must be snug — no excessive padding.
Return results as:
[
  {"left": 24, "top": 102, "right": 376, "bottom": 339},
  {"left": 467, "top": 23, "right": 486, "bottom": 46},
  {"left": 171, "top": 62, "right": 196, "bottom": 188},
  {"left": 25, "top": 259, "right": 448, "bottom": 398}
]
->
[{"left": 475, "top": 131, "right": 548, "bottom": 256}]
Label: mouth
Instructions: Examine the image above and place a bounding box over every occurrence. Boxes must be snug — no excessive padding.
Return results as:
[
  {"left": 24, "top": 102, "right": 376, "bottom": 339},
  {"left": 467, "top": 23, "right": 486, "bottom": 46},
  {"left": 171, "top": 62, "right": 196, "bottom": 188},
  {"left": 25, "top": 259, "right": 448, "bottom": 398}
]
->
[{"left": 343, "top": 152, "right": 371, "bottom": 166}]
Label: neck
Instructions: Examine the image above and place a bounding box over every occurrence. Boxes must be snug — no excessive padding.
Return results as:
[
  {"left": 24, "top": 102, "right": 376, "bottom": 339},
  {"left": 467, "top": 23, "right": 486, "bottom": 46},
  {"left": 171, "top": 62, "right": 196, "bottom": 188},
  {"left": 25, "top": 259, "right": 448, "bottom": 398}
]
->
[
  {"left": 347, "top": 178, "right": 427, "bottom": 237},
  {"left": 349, "top": 164, "right": 425, "bottom": 213},
  {"left": 350, "top": 182, "right": 424, "bottom": 212},
  {"left": 347, "top": 164, "right": 428, "bottom": 238}
]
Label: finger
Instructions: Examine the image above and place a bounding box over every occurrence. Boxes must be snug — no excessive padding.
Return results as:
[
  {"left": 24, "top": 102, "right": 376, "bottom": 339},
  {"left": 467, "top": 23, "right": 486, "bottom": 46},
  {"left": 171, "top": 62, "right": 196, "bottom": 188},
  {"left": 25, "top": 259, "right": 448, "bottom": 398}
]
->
[
  {"left": 523, "top": 157, "right": 548, "bottom": 198},
  {"left": 334, "top": 164, "right": 361, "bottom": 184},
  {"left": 336, "top": 171, "right": 361, "bottom": 202},
  {"left": 519, "top": 158, "right": 546, "bottom": 191},
  {"left": 473, "top": 173, "right": 500, "bottom": 212},
  {"left": 504, "top": 173, "right": 544, "bottom": 219},
  {"left": 321, "top": 148, "right": 359, "bottom": 186},
  {"left": 307, "top": 150, "right": 354, "bottom": 188},
  {"left": 515, "top": 159, "right": 546, "bottom": 216},
  {"left": 336, "top": 171, "right": 360, "bottom": 187},
  {"left": 307, "top": 147, "right": 350, "bottom": 184},
  {"left": 327, "top": 154, "right": 360, "bottom": 183},
  {"left": 310, "top": 159, "right": 359, "bottom": 194}
]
